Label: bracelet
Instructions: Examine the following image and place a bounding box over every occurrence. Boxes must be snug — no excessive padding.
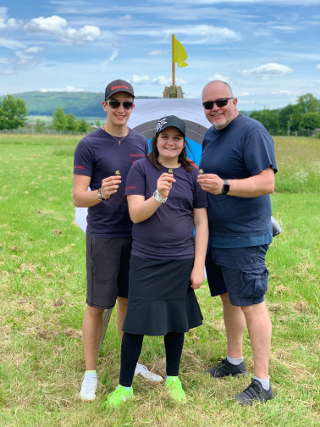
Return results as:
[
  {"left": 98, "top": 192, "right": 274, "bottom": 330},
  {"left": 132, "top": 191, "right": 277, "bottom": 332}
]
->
[{"left": 152, "top": 189, "right": 167, "bottom": 203}]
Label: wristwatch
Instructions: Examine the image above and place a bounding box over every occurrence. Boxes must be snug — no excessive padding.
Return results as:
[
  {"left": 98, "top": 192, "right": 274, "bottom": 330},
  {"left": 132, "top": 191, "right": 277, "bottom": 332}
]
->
[
  {"left": 97, "top": 187, "right": 106, "bottom": 201},
  {"left": 221, "top": 179, "right": 230, "bottom": 195},
  {"left": 152, "top": 189, "right": 167, "bottom": 203}
]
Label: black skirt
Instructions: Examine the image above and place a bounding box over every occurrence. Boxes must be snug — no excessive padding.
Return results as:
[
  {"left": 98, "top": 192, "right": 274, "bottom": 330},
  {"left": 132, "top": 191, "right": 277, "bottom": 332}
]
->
[{"left": 123, "top": 256, "right": 203, "bottom": 336}]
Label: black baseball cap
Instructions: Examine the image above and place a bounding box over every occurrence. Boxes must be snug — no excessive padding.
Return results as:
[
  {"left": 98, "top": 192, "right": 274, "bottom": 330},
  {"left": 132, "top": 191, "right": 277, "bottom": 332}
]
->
[
  {"left": 105, "top": 79, "right": 134, "bottom": 100},
  {"left": 155, "top": 115, "right": 186, "bottom": 137}
]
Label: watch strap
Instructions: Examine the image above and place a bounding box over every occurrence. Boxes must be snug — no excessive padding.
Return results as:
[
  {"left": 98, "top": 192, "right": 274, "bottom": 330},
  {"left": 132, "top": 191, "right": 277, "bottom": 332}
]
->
[{"left": 221, "top": 179, "right": 230, "bottom": 195}]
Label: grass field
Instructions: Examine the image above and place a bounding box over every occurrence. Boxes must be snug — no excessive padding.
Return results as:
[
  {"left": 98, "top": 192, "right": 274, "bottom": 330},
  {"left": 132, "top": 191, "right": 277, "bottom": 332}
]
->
[{"left": 0, "top": 134, "right": 319, "bottom": 426}]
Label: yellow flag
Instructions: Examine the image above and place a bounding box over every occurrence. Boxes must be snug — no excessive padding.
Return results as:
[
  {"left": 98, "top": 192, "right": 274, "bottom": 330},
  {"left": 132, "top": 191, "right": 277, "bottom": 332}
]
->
[{"left": 172, "top": 34, "right": 188, "bottom": 67}]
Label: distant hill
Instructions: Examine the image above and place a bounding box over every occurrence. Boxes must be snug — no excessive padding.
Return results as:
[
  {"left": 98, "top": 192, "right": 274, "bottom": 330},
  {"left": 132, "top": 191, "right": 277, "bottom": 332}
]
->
[{"left": 2, "top": 91, "right": 159, "bottom": 118}]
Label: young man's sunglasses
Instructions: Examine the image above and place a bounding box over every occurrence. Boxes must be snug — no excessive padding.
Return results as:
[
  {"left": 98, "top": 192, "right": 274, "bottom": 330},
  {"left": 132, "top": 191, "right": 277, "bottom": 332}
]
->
[
  {"left": 202, "top": 97, "right": 233, "bottom": 110},
  {"left": 107, "top": 100, "right": 134, "bottom": 110}
]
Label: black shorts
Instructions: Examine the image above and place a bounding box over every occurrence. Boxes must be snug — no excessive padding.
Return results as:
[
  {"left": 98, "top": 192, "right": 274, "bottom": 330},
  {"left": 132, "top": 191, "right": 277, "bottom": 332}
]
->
[
  {"left": 86, "top": 234, "right": 131, "bottom": 309},
  {"left": 206, "top": 245, "right": 269, "bottom": 307}
]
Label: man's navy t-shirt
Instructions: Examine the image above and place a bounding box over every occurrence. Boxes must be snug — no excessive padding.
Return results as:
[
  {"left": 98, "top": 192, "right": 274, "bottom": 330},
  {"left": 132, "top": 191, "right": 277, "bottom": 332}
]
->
[
  {"left": 125, "top": 158, "right": 208, "bottom": 259},
  {"left": 74, "top": 127, "right": 148, "bottom": 237},
  {"left": 200, "top": 115, "right": 277, "bottom": 248}
]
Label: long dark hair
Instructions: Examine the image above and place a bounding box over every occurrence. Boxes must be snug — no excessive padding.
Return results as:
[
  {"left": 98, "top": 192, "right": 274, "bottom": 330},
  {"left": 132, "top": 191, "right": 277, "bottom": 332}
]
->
[{"left": 147, "top": 131, "right": 192, "bottom": 171}]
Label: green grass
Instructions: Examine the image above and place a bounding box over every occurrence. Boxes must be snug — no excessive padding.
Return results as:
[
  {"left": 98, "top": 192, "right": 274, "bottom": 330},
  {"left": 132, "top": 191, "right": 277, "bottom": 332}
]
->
[{"left": 0, "top": 134, "right": 319, "bottom": 426}]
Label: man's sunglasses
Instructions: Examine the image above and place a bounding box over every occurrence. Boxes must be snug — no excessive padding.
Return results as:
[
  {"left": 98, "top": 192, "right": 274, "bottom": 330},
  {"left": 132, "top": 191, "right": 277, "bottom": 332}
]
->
[
  {"left": 107, "top": 100, "right": 134, "bottom": 110},
  {"left": 202, "top": 97, "right": 233, "bottom": 110}
]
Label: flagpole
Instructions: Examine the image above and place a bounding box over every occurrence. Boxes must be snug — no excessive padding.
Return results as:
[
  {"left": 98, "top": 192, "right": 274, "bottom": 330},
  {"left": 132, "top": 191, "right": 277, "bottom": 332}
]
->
[{"left": 172, "top": 34, "right": 176, "bottom": 87}]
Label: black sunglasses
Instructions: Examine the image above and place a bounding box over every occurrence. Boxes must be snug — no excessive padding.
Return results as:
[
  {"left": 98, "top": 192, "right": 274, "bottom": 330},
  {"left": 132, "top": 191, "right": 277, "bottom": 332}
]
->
[
  {"left": 202, "top": 97, "right": 233, "bottom": 110},
  {"left": 107, "top": 100, "right": 134, "bottom": 110}
]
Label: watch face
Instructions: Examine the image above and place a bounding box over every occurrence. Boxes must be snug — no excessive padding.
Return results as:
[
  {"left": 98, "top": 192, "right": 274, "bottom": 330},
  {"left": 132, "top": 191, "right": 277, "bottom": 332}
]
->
[{"left": 222, "top": 182, "right": 230, "bottom": 195}]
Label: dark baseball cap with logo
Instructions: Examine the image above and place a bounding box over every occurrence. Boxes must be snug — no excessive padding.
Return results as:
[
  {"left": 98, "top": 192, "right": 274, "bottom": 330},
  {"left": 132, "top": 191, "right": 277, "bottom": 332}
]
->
[
  {"left": 104, "top": 79, "right": 134, "bottom": 100},
  {"left": 155, "top": 115, "right": 186, "bottom": 137}
]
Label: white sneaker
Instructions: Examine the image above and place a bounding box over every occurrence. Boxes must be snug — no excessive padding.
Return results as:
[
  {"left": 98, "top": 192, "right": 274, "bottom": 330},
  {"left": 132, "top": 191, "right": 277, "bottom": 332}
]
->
[
  {"left": 134, "top": 363, "right": 163, "bottom": 383},
  {"left": 79, "top": 372, "right": 98, "bottom": 401}
]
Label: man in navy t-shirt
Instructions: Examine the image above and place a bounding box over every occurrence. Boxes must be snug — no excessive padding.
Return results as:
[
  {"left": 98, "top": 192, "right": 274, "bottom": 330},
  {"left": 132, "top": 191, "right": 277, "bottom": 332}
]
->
[
  {"left": 198, "top": 80, "right": 277, "bottom": 405},
  {"left": 73, "top": 79, "right": 161, "bottom": 402}
]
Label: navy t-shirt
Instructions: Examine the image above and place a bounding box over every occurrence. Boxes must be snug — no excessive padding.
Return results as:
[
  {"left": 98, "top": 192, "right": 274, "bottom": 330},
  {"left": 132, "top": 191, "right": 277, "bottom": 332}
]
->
[
  {"left": 125, "top": 158, "right": 208, "bottom": 259},
  {"left": 74, "top": 127, "right": 148, "bottom": 237},
  {"left": 200, "top": 115, "right": 277, "bottom": 248}
]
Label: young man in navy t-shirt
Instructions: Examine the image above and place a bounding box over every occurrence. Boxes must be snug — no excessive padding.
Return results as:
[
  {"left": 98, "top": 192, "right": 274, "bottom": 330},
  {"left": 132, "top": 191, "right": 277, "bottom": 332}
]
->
[
  {"left": 198, "top": 80, "right": 277, "bottom": 405},
  {"left": 73, "top": 79, "right": 161, "bottom": 402}
]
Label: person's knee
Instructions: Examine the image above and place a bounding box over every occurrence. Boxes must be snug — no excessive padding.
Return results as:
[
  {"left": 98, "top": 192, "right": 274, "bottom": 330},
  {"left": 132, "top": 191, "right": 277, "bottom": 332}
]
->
[
  {"left": 118, "top": 296, "right": 128, "bottom": 310},
  {"left": 241, "top": 301, "right": 268, "bottom": 318},
  {"left": 220, "top": 292, "right": 230, "bottom": 304},
  {"left": 85, "top": 305, "right": 104, "bottom": 318}
]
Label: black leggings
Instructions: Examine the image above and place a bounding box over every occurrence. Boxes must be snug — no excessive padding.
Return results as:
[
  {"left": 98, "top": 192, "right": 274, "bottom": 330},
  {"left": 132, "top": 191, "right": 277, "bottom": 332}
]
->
[{"left": 120, "top": 332, "right": 185, "bottom": 387}]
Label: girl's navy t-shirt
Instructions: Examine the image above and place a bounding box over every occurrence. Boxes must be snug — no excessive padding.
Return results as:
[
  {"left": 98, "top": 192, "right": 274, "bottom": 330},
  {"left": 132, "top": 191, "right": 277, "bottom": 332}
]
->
[{"left": 125, "top": 158, "right": 207, "bottom": 259}]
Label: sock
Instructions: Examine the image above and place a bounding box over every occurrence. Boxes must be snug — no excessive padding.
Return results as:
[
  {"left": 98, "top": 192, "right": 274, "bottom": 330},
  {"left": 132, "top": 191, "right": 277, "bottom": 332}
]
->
[
  {"left": 227, "top": 356, "right": 244, "bottom": 365},
  {"left": 84, "top": 370, "right": 97, "bottom": 376},
  {"left": 253, "top": 376, "right": 270, "bottom": 390}
]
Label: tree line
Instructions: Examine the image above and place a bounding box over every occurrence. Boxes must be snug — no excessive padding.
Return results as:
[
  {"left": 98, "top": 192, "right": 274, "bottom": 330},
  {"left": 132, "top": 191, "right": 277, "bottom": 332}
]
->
[
  {"left": 1, "top": 93, "right": 320, "bottom": 136},
  {"left": 249, "top": 93, "right": 320, "bottom": 136},
  {"left": 0, "top": 96, "right": 93, "bottom": 133}
]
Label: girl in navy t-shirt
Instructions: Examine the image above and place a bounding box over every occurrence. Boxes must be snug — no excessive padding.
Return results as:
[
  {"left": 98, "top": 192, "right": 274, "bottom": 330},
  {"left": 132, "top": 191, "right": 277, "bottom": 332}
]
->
[{"left": 103, "top": 115, "right": 208, "bottom": 408}]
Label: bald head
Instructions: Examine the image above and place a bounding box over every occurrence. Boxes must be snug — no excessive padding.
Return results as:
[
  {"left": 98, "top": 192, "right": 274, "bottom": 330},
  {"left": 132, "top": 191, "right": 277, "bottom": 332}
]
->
[{"left": 202, "top": 80, "right": 234, "bottom": 99}]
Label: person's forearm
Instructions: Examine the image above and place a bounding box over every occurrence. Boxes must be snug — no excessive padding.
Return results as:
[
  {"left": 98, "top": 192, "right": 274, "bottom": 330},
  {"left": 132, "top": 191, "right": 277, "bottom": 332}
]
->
[
  {"left": 227, "top": 174, "right": 275, "bottom": 198},
  {"left": 129, "top": 197, "right": 162, "bottom": 223},
  {"left": 73, "top": 189, "right": 104, "bottom": 207},
  {"left": 193, "top": 222, "right": 208, "bottom": 269}
]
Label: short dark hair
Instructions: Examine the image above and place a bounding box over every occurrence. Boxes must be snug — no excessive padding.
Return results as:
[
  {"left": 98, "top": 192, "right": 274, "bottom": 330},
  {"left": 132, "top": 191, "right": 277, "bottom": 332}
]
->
[{"left": 147, "top": 131, "right": 192, "bottom": 172}]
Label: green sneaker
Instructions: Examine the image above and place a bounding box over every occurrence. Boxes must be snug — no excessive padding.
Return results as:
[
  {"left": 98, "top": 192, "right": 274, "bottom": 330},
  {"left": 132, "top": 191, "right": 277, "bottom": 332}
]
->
[
  {"left": 102, "top": 385, "right": 133, "bottom": 409},
  {"left": 165, "top": 376, "right": 186, "bottom": 403}
]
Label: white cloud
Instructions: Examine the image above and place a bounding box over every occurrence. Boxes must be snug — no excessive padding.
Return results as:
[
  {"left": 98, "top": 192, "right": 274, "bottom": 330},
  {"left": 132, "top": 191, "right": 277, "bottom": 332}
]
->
[
  {"left": 167, "top": 25, "right": 241, "bottom": 44},
  {"left": 15, "top": 46, "right": 42, "bottom": 65},
  {"left": 0, "top": 37, "right": 25, "bottom": 50},
  {"left": 0, "top": 7, "right": 19, "bottom": 29},
  {"left": 152, "top": 75, "right": 171, "bottom": 85},
  {"left": 317, "top": 64, "right": 320, "bottom": 70},
  {"left": 119, "top": 24, "right": 240, "bottom": 44},
  {"left": 24, "top": 47, "right": 42, "bottom": 54},
  {"left": 242, "top": 63, "right": 293, "bottom": 76},
  {"left": 149, "top": 50, "right": 166, "bottom": 56},
  {"left": 0, "top": 45, "right": 42, "bottom": 74},
  {"left": 271, "top": 90, "right": 294, "bottom": 95},
  {"left": 131, "top": 74, "right": 151, "bottom": 84},
  {"left": 26, "top": 15, "right": 67, "bottom": 33},
  {"left": 271, "top": 25, "right": 296, "bottom": 31},
  {"left": 25, "top": 15, "right": 102, "bottom": 43},
  {"left": 63, "top": 25, "right": 101, "bottom": 43},
  {"left": 40, "top": 86, "right": 85, "bottom": 92},
  {"left": 130, "top": 74, "right": 186, "bottom": 86},
  {"left": 208, "top": 73, "right": 231, "bottom": 83},
  {"left": 108, "top": 48, "right": 119, "bottom": 62},
  {"left": 0, "top": 17, "right": 18, "bottom": 30}
]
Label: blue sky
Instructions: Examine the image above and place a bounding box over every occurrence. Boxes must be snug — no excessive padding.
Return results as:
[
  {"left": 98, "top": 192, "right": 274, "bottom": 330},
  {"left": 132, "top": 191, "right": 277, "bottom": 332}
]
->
[{"left": 0, "top": 0, "right": 319, "bottom": 110}]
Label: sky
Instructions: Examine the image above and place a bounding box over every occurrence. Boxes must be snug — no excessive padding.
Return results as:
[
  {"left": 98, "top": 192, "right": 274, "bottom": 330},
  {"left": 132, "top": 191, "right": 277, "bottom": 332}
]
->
[{"left": 0, "top": 0, "right": 319, "bottom": 110}]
